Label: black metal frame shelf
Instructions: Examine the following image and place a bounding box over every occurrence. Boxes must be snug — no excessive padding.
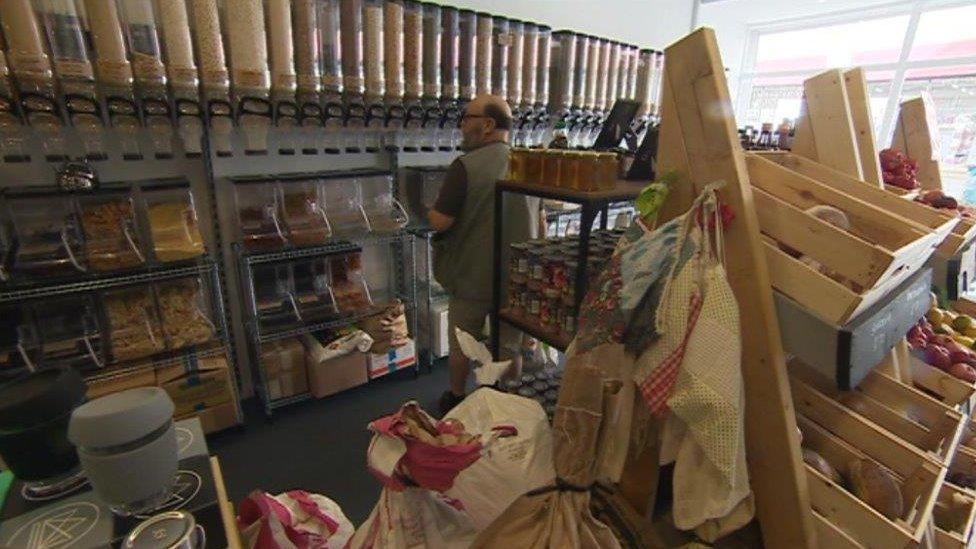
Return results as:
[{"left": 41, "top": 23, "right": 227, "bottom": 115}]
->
[
  {"left": 256, "top": 298, "right": 416, "bottom": 344},
  {"left": 490, "top": 179, "right": 643, "bottom": 356},
  {"left": 84, "top": 342, "right": 230, "bottom": 384},
  {"left": 240, "top": 231, "right": 413, "bottom": 266}
]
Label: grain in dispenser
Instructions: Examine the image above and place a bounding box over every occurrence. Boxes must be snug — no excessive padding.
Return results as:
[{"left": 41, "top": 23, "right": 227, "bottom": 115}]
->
[
  {"left": 122, "top": 0, "right": 177, "bottom": 158},
  {"left": 0, "top": 19, "right": 22, "bottom": 162},
  {"left": 521, "top": 22, "right": 538, "bottom": 108},
  {"left": 158, "top": 0, "right": 204, "bottom": 155},
  {"left": 363, "top": 0, "right": 385, "bottom": 102},
  {"left": 266, "top": 0, "right": 299, "bottom": 154},
  {"left": 571, "top": 32, "right": 588, "bottom": 111},
  {"left": 402, "top": 0, "right": 422, "bottom": 102},
  {"left": 319, "top": 0, "right": 343, "bottom": 96},
  {"left": 650, "top": 50, "right": 665, "bottom": 118},
  {"left": 490, "top": 16, "right": 509, "bottom": 98},
  {"left": 225, "top": 0, "right": 272, "bottom": 154},
  {"left": 606, "top": 41, "right": 621, "bottom": 105},
  {"left": 584, "top": 35, "right": 599, "bottom": 112},
  {"left": 458, "top": 8, "right": 476, "bottom": 102},
  {"left": 635, "top": 48, "right": 653, "bottom": 119},
  {"left": 505, "top": 19, "right": 523, "bottom": 107},
  {"left": 549, "top": 30, "right": 575, "bottom": 114},
  {"left": 595, "top": 37, "right": 611, "bottom": 113},
  {"left": 475, "top": 12, "right": 492, "bottom": 96},
  {"left": 293, "top": 0, "right": 323, "bottom": 147},
  {"left": 535, "top": 25, "right": 551, "bottom": 110},
  {"left": 340, "top": 0, "right": 366, "bottom": 99},
  {"left": 421, "top": 2, "right": 441, "bottom": 102},
  {"left": 440, "top": 5, "right": 459, "bottom": 102},
  {"left": 190, "top": 0, "right": 233, "bottom": 156},
  {"left": 384, "top": 0, "right": 405, "bottom": 103}
]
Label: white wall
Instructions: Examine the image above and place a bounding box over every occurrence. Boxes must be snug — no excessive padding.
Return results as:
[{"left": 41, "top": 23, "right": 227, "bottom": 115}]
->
[{"left": 445, "top": 0, "right": 696, "bottom": 48}]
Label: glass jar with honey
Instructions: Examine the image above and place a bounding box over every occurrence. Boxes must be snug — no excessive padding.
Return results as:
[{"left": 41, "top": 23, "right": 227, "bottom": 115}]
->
[
  {"left": 541, "top": 150, "right": 561, "bottom": 187},
  {"left": 523, "top": 149, "right": 543, "bottom": 184},
  {"left": 508, "top": 148, "right": 528, "bottom": 181},
  {"left": 597, "top": 153, "right": 618, "bottom": 190},
  {"left": 558, "top": 151, "right": 578, "bottom": 188},
  {"left": 574, "top": 151, "right": 599, "bottom": 191}
]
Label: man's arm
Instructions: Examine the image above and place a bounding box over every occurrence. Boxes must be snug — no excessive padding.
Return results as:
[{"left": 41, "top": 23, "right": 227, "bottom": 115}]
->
[{"left": 428, "top": 159, "right": 467, "bottom": 232}]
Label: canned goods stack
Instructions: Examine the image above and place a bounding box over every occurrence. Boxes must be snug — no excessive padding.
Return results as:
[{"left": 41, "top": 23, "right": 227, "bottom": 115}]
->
[{"left": 506, "top": 229, "right": 626, "bottom": 340}]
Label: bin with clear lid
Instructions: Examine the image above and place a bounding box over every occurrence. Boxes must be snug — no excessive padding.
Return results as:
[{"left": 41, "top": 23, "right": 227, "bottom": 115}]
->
[
  {"left": 383, "top": 0, "right": 404, "bottom": 101},
  {"left": 322, "top": 177, "right": 370, "bottom": 235},
  {"left": 421, "top": 2, "right": 441, "bottom": 100},
  {"left": 28, "top": 296, "right": 104, "bottom": 371},
  {"left": 291, "top": 257, "right": 339, "bottom": 319},
  {"left": 440, "top": 6, "right": 459, "bottom": 101},
  {"left": 535, "top": 25, "right": 551, "bottom": 107},
  {"left": 548, "top": 31, "right": 575, "bottom": 112},
  {"left": 340, "top": 0, "right": 365, "bottom": 96},
  {"left": 521, "top": 23, "right": 538, "bottom": 107},
  {"left": 475, "top": 12, "right": 492, "bottom": 95},
  {"left": 143, "top": 183, "right": 206, "bottom": 263},
  {"left": 319, "top": 0, "right": 343, "bottom": 94},
  {"left": 363, "top": 0, "right": 384, "bottom": 100},
  {"left": 360, "top": 173, "right": 407, "bottom": 232},
  {"left": 78, "top": 189, "right": 146, "bottom": 272},
  {"left": 457, "top": 9, "right": 476, "bottom": 100},
  {"left": 402, "top": 0, "right": 422, "bottom": 100},
  {"left": 6, "top": 191, "right": 86, "bottom": 278},
  {"left": 505, "top": 19, "right": 523, "bottom": 106},
  {"left": 490, "top": 16, "right": 508, "bottom": 98},
  {"left": 330, "top": 251, "right": 372, "bottom": 312},
  {"left": 102, "top": 286, "right": 166, "bottom": 362},
  {"left": 155, "top": 276, "right": 216, "bottom": 350},
  {"left": 252, "top": 263, "right": 300, "bottom": 324},
  {"left": 281, "top": 181, "right": 332, "bottom": 247},
  {"left": 571, "top": 33, "right": 588, "bottom": 109},
  {"left": 235, "top": 182, "right": 287, "bottom": 251}
]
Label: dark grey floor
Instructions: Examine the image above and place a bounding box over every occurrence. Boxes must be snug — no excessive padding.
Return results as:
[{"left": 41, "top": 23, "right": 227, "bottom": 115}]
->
[{"left": 207, "top": 362, "right": 449, "bottom": 524}]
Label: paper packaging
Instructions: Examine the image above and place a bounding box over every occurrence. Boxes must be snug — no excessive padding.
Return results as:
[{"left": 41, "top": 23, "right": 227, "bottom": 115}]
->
[
  {"left": 261, "top": 338, "right": 309, "bottom": 400},
  {"left": 86, "top": 366, "right": 155, "bottom": 399},
  {"left": 368, "top": 338, "right": 416, "bottom": 379},
  {"left": 157, "top": 354, "right": 233, "bottom": 417},
  {"left": 303, "top": 333, "right": 369, "bottom": 398},
  {"left": 178, "top": 401, "right": 238, "bottom": 435}
]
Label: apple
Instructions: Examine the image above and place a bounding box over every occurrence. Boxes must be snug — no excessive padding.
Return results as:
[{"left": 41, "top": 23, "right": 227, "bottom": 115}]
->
[
  {"left": 950, "top": 363, "right": 976, "bottom": 383},
  {"left": 924, "top": 344, "right": 952, "bottom": 370}
]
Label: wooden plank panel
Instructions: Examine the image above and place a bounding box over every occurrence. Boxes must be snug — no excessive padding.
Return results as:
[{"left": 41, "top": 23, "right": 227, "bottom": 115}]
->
[
  {"left": 792, "top": 99, "right": 818, "bottom": 161},
  {"left": 754, "top": 188, "right": 894, "bottom": 288},
  {"left": 798, "top": 69, "right": 864, "bottom": 179},
  {"left": 813, "top": 511, "right": 867, "bottom": 549},
  {"left": 652, "top": 27, "right": 816, "bottom": 548},
  {"left": 806, "top": 467, "right": 914, "bottom": 548},
  {"left": 893, "top": 96, "right": 944, "bottom": 191},
  {"left": 763, "top": 240, "right": 860, "bottom": 325},
  {"left": 843, "top": 68, "right": 884, "bottom": 188}
]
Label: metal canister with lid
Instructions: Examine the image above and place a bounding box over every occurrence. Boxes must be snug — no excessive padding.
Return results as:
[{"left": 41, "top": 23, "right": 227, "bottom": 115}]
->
[{"left": 123, "top": 510, "right": 205, "bottom": 549}]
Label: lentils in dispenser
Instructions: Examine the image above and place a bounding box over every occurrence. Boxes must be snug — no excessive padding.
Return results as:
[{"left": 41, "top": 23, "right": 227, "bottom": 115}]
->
[
  {"left": 36, "top": 0, "right": 94, "bottom": 89},
  {"left": 267, "top": 0, "right": 297, "bottom": 100},
  {"left": 650, "top": 50, "right": 665, "bottom": 117},
  {"left": 340, "top": 0, "right": 365, "bottom": 98},
  {"left": 535, "top": 25, "right": 551, "bottom": 108},
  {"left": 402, "top": 0, "right": 422, "bottom": 101},
  {"left": 157, "top": 1, "right": 199, "bottom": 114},
  {"left": 85, "top": 0, "right": 132, "bottom": 89},
  {"left": 189, "top": 0, "right": 231, "bottom": 154},
  {"left": 292, "top": 0, "right": 320, "bottom": 97},
  {"left": 520, "top": 22, "right": 538, "bottom": 108},
  {"left": 606, "top": 41, "right": 621, "bottom": 104},
  {"left": 458, "top": 9, "right": 476, "bottom": 101},
  {"left": 584, "top": 35, "right": 601, "bottom": 111},
  {"left": 119, "top": 0, "right": 166, "bottom": 92},
  {"left": 505, "top": 19, "right": 524, "bottom": 107},
  {"left": 363, "top": 0, "right": 384, "bottom": 101},
  {"left": 383, "top": 0, "right": 405, "bottom": 102},
  {"left": 421, "top": 2, "right": 441, "bottom": 101},
  {"left": 1, "top": 0, "right": 54, "bottom": 87},
  {"left": 635, "top": 49, "right": 653, "bottom": 118},
  {"left": 617, "top": 45, "right": 632, "bottom": 100},
  {"left": 549, "top": 31, "right": 575, "bottom": 113},
  {"left": 595, "top": 38, "right": 611, "bottom": 112},
  {"left": 572, "top": 33, "right": 588, "bottom": 110},
  {"left": 475, "top": 12, "right": 492, "bottom": 95},
  {"left": 226, "top": 0, "right": 271, "bottom": 153},
  {"left": 490, "top": 16, "right": 509, "bottom": 98},
  {"left": 439, "top": 5, "right": 459, "bottom": 101}
]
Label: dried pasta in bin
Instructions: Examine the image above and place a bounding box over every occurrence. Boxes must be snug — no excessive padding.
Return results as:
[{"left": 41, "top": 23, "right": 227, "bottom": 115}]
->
[
  {"left": 102, "top": 286, "right": 165, "bottom": 362},
  {"left": 292, "top": 258, "right": 339, "bottom": 320},
  {"left": 79, "top": 191, "right": 147, "bottom": 271},
  {"left": 282, "top": 181, "right": 332, "bottom": 246},
  {"left": 155, "top": 278, "right": 216, "bottom": 349},
  {"left": 329, "top": 251, "right": 372, "bottom": 313},
  {"left": 144, "top": 185, "right": 206, "bottom": 262},
  {"left": 6, "top": 191, "right": 87, "bottom": 278},
  {"left": 235, "top": 182, "right": 288, "bottom": 251}
]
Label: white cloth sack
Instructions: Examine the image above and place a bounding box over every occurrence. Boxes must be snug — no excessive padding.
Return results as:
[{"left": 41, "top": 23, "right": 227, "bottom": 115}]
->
[{"left": 347, "top": 488, "right": 478, "bottom": 548}]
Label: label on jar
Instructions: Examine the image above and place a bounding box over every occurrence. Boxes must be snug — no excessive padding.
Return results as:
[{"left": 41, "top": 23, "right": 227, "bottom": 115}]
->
[
  {"left": 97, "top": 60, "right": 134, "bottom": 87},
  {"left": 45, "top": 12, "right": 87, "bottom": 61}
]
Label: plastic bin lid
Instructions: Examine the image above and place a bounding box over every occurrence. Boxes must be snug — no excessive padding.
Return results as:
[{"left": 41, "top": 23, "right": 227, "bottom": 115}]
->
[
  {"left": 69, "top": 387, "right": 174, "bottom": 449},
  {"left": 0, "top": 366, "right": 86, "bottom": 432}
]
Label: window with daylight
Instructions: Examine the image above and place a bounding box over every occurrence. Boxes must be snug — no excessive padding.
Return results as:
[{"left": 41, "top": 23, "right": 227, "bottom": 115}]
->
[{"left": 737, "top": 1, "right": 976, "bottom": 193}]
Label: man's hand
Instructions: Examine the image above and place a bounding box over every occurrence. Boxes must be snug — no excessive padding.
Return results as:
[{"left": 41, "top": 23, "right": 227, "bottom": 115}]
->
[{"left": 428, "top": 208, "right": 456, "bottom": 232}]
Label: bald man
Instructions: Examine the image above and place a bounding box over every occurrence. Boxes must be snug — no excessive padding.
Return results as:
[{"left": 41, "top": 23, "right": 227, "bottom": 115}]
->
[{"left": 428, "top": 94, "right": 538, "bottom": 415}]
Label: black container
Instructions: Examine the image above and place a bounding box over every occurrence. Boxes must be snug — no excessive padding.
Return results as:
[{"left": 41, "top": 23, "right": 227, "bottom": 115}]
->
[{"left": 0, "top": 367, "right": 86, "bottom": 481}]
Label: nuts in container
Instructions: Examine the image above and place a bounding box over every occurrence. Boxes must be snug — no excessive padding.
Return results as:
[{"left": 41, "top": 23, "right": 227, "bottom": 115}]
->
[
  {"left": 147, "top": 200, "right": 205, "bottom": 262},
  {"left": 156, "top": 278, "right": 215, "bottom": 349},
  {"left": 80, "top": 196, "right": 146, "bottom": 271},
  {"left": 103, "top": 287, "right": 165, "bottom": 362}
]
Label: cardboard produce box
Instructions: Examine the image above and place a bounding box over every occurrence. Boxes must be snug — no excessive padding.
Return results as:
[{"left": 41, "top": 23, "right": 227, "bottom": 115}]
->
[
  {"left": 87, "top": 366, "right": 156, "bottom": 399},
  {"left": 368, "top": 338, "right": 417, "bottom": 379},
  {"left": 157, "top": 354, "right": 233, "bottom": 417},
  {"left": 303, "top": 333, "right": 368, "bottom": 398},
  {"left": 260, "top": 338, "right": 309, "bottom": 400},
  {"left": 178, "top": 402, "right": 239, "bottom": 434}
]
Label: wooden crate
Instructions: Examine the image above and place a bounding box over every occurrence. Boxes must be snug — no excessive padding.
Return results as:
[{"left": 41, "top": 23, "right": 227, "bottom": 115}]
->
[
  {"left": 795, "top": 403, "right": 945, "bottom": 547},
  {"left": 813, "top": 510, "right": 866, "bottom": 549},
  {"left": 791, "top": 360, "right": 965, "bottom": 466},
  {"left": 746, "top": 153, "right": 944, "bottom": 325},
  {"left": 754, "top": 151, "right": 971, "bottom": 258},
  {"left": 909, "top": 356, "right": 976, "bottom": 411},
  {"left": 934, "top": 480, "right": 976, "bottom": 548}
]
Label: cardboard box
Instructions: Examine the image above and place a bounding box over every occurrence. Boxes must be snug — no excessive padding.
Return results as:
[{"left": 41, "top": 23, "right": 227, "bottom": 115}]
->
[
  {"left": 933, "top": 241, "right": 976, "bottom": 300},
  {"left": 309, "top": 350, "right": 368, "bottom": 398},
  {"left": 86, "top": 366, "right": 156, "bottom": 399},
  {"left": 368, "top": 338, "right": 417, "bottom": 379},
  {"left": 178, "top": 402, "right": 240, "bottom": 434},
  {"left": 158, "top": 355, "right": 233, "bottom": 417},
  {"left": 418, "top": 300, "right": 450, "bottom": 358},
  {"left": 260, "top": 338, "right": 308, "bottom": 400},
  {"left": 775, "top": 267, "right": 932, "bottom": 389}
]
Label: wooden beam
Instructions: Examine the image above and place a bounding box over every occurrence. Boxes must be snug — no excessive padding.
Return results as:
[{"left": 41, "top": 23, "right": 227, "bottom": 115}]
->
[
  {"left": 892, "top": 95, "right": 944, "bottom": 191},
  {"left": 651, "top": 27, "right": 816, "bottom": 548},
  {"left": 843, "top": 68, "right": 884, "bottom": 188},
  {"left": 793, "top": 69, "right": 864, "bottom": 179}
]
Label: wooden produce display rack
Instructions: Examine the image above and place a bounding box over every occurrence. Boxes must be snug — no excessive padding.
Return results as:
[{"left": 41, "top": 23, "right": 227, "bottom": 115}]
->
[{"left": 489, "top": 179, "right": 645, "bottom": 354}]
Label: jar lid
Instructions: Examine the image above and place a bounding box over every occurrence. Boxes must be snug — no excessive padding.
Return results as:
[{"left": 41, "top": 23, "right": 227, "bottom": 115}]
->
[
  {"left": 123, "top": 510, "right": 197, "bottom": 549},
  {"left": 0, "top": 367, "right": 86, "bottom": 432},
  {"left": 69, "top": 387, "right": 174, "bottom": 449},
  {"left": 510, "top": 242, "right": 530, "bottom": 251}
]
